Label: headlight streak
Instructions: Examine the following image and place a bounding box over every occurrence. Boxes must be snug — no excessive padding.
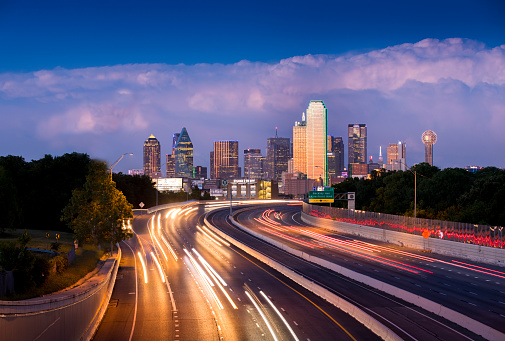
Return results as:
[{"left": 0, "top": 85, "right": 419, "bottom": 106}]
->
[
  {"left": 150, "top": 251, "right": 166, "bottom": 283},
  {"left": 259, "top": 291, "right": 299, "bottom": 341},
  {"left": 184, "top": 207, "right": 198, "bottom": 216},
  {"left": 245, "top": 291, "right": 278, "bottom": 341},
  {"left": 183, "top": 248, "right": 224, "bottom": 310},
  {"left": 171, "top": 208, "right": 181, "bottom": 219},
  {"left": 147, "top": 215, "right": 169, "bottom": 261},
  {"left": 160, "top": 234, "right": 178, "bottom": 261},
  {"left": 200, "top": 225, "right": 230, "bottom": 246},
  {"left": 165, "top": 208, "right": 176, "bottom": 219},
  {"left": 192, "top": 248, "right": 238, "bottom": 310},
  {"left": 138, "top": 252, "right": 148, "bottom": 283},
  {"left": 197, "top": 225, "right": 222, "bottom": 246}
]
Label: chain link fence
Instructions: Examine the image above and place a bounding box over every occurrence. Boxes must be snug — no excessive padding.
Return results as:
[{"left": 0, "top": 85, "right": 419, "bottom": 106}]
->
[{"left": 304, "top": 203, "right": 504, "bottom": 249}]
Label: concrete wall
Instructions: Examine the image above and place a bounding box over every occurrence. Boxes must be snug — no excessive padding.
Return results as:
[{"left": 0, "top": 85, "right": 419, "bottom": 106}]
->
[
  {"left": 204, "top": 210, "right": 402, "bottom": 341},
  {"left": 302, "top": 212, "right": 505, "bottom": 267},
  {"left": 224, "top": 208, "right": 504, "bottom": 341},
  {"left": 0, "top": 248, "right": 121, "bottom": 341}
]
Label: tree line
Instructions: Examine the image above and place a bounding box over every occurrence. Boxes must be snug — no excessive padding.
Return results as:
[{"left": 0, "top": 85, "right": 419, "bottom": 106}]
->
[{"left": 332, "top": 163, "right": 505, "bottom": 226}]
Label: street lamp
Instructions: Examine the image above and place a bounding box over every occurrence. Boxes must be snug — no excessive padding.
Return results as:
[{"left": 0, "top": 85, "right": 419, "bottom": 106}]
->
[
  {"left": 109, "top": 153, "right": 132, "bottom": 256},
  {"left": 110, "top": 153, "right": 133, "bottom": 180}
]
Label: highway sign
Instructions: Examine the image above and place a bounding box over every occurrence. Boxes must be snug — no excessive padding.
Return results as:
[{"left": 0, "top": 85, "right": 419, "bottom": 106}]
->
[
  {"left": 222, "top": 179, "right": 228, "bottom": 187},
  {"left": 309, "top": 188, "right": 334, "bottom": 203}
]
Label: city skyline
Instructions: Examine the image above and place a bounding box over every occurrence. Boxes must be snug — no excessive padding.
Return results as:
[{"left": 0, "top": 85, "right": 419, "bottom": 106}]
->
[{"left": 1, "top": 2, "right": 505, "bottom": 173}]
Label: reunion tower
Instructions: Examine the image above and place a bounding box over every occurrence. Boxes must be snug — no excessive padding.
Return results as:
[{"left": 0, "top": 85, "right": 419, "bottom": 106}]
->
[{"left": 422, "top": 130, "right": 437, "bottom": 166}]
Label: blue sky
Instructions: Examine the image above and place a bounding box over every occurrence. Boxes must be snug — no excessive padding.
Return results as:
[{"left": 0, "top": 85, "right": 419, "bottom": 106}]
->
[{"left": 1, "top": 0, "right": 505, "bottom": 173}]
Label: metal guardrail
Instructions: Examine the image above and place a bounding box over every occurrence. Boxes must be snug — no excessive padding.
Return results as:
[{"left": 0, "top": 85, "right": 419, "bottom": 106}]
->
[{"left": 304, "top": 203, "right": 504, "bottom": 249}]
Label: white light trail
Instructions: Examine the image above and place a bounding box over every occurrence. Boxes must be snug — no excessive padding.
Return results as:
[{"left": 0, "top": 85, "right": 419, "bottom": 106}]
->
[
  {"left": 196, "top": 225, "right": 222, "bottom": 246},
  {"left": 138, "top": 252, "right": 148, "bottom": 283},
  {"left": 161, "top": 234, "right": 178, "bottom": 261},
  {"left": 150, "top": 251, "right": 166, "bottom": 283},
  {"left": 245, "top": 291, "right": 278, "bottom": 341},
  {"left": 260, "top": 291, "right": 299, "bottom": 341},
  {"left": 200, "top": 225, "right": 230, "bottom": 246}
]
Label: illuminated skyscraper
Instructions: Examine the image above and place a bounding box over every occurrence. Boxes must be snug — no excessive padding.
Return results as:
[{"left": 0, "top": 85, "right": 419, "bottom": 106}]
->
[
  {"left": 266, "top": 129, "right": 290, "bottom": 182},
  {"left": 166, "top": 154, "right": 175, "bottom": 177},
  {"left": 387, "top": 141, "right": 407, "bottom": 170},
  {"left": 213, "top": 141, "right": 239, "bottom": 179},
  {"left": 293, "top": 113, "right": 307, "bottom": 175},
  {"left": 143, "top": 134, "right": 161, "bottom": 178},
  {"left": 306, "top": 101, "right": 328, "bottom": 185},
  {"left": 348, "top": 124, "right": 367, "bottom": 169},
  {"left": 174, "top": 127, "right": 193, "bottom": 178},
  {"left": 333, "top": 136, "right": 344, "bottom": 175},
  {"left": 244, "top": 148, "right": 263, "bottom": 179},
  {"left": 209, "top": 151, "right": 214, "bottom": 179}
]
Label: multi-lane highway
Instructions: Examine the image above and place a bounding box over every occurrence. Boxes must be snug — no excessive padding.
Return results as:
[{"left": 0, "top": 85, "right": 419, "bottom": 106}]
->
[
  {"left": 224, "top": 203, "right": 505, "bottom": 339},
  {"left": 94, "top": 203, "right": 380, "bottom": 340}
]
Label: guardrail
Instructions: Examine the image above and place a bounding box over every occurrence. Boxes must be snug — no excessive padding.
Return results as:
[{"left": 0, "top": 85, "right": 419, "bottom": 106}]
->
[{"left": 0, "top": 247, "right": 121, "bottom": 341}]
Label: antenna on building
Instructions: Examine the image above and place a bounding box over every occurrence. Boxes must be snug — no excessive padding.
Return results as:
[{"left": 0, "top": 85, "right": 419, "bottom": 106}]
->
[{"left": 275, "top": 127, "right": 278, "bottom": 138}]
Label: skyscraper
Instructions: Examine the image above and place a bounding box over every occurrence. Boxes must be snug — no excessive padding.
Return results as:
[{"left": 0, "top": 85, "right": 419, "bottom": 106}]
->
[
  {"left": 348, "top": 124, "right": 367, "bottom": 168},
  {"left": 422, "top": 130, "right": 437, "bottom": 166},
  {"left": 244, "top": 148, "right": 264, "bottom": 179},
  {"left": 166, "top": 154, "right": 175, "bottom": 177},
  {"left": 209, "top": 151, "right": 214, "bottom": 179},
  {"left": 387, "top": 142, "right": 406, "bottom": 164},
  {"left": 292, "top": 113, "right": 307, "bottom": 175},
  {"left": 174, "top": 127, "right": 193, "bottom": 178},
  {"left": 266, "top": 130, "right": 290, "bottom": 182},
  {"left": 306, "top": 101, "right": 328, "bottom": 185},
  {"left": 143, "top": 134, "right": 161, "bottom": 178},
  {"left": 213, "top": 141, "right": 239, "bottom": 179},
  {"left": 194, "top": 166, "right": 207, "bottom": 179},
  {"left": 333, "top": 136, "right": 344, "bottom": 175}
]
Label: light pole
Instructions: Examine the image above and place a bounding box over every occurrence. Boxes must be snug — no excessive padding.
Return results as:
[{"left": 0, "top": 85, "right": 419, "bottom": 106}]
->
[{"left": 109, "top": 153, "right": 132, "bottom": 256}]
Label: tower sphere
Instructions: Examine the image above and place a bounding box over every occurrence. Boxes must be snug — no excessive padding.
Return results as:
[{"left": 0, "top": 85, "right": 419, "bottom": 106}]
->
[{"left": 422, "top": 130, "right": 437, "bottom": 145}]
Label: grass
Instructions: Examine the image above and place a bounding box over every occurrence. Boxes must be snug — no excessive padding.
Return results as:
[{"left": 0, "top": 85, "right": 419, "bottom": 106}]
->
[
  {"left": 0, "top": 229, "right": 75, "bottom": 253},
  {"left": 0, "top": 230, "right": 105, "bottom": 301}
]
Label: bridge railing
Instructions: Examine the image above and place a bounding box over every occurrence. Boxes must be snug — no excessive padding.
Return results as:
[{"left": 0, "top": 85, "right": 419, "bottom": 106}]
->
[{"left": 303, "top": 203, "right": 504, "bottom": 249}]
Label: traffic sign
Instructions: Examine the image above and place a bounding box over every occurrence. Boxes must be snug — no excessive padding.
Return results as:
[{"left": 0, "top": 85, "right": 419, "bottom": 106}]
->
[
  {"left": 309, "top": 188, "right": 334, "bottom": 203},
  {"left": 222, "top": 179, "right": 228, "bottom": 187}
]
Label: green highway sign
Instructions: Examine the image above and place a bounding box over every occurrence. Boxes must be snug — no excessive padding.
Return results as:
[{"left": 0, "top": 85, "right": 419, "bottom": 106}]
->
[{"left": 309, "top": 188, "right": 334, "bottom": 203}]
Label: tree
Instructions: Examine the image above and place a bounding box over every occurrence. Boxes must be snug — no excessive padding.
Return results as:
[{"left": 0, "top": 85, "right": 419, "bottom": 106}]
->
[{"left": 61, "top": 161, "right": 133, "bottom": 251}]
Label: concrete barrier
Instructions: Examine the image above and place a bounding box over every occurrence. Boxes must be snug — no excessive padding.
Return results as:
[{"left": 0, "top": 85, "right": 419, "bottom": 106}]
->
[
  {"left": 234, "top": 209, "right": 504, "bottom": 340},
  {"left": 0, "top": 247, "right": 121, "bottom": 341},
  {"left": 302, "top": 211, "right": 505, "bottom": 267},
  {"left": 204, "top": 211, "right": 402, "bottom": 341}
]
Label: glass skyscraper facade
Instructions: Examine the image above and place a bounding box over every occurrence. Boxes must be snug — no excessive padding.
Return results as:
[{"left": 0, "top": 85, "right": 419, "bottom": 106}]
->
[
  {"left": 306, "top": 101, "right": 328, "bottom": 185},
  {"left": 348, "top": 124, "right": 367, "bottom": 169},
  {"left": 266, "top": 137, "right": 290, "bottom": 182},
  {"left": 174, "top": 127, "right": 193, "bottom": 178},
  {"left": 143, "top": 134, "right": 161, "bottom": 178},
  {"left": 293, "top": 114, "right": 307, "bottom": 175},
  {"left": 244, "top": 148, "right": 263, "bottom": 179},
  {"left": 213, "top": 141, "right": 239, "bottom": 179}
]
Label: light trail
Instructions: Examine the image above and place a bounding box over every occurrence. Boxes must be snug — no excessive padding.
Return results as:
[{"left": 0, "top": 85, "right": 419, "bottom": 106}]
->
[
  {"left": 150, "top": 251, "right": 166, "bottom": 283},
  {"left": 184, "top": 207, "right": 198, "bottom": 216},
  {"left": 160, "top": 234, "right": 178, "bottom": 261},
  {"left": 245, "top": 291, "right": 278, "bottom": 341},
  {"left": 196, "top": 225, "right": 223, "bottom": 247},
  {"left": 260, "top": 291, "right": 299, "bottom": 341},
  {"left": 165, "top": 208, "right": 176, "bottom": 219},
  {"left": 200, "top": 225, "right": 230, "bottom": 246},
  {"left": 183, "top": 248, "right": 224, "bottom": 310},
  {"left": 192, "top": 248, "right": 227, "bottom": 286},
  {"left": 138, "top": 252, "right": 148, "bottom": 283}
]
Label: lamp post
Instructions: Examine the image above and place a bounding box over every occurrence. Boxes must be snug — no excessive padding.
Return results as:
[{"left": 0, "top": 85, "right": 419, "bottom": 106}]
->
[
  {"left": 109, "top": 153, "right": 132, "bottom": 256},
  {"left": 110, "top": 153, "right": 133, "bottom": 180}
]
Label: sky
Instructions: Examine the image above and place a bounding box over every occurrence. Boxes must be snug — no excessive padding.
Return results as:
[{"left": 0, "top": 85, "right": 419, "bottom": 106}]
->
[{"left": 1, "top": 0, "right": 505, "bottom": 174}]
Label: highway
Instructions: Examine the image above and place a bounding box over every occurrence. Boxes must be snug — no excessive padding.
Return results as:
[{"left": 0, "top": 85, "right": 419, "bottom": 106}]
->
[
  {"left": 95, "top": 204, "right": 379, "bottom": 340},
  {"left": 225, "top": 202, "right": 505, "bottom": 339}
]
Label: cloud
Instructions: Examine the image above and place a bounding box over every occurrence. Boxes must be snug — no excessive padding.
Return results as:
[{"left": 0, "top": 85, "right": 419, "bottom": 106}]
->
[{"left": 1, "top": 38, "right": 505, "bottom": 170}]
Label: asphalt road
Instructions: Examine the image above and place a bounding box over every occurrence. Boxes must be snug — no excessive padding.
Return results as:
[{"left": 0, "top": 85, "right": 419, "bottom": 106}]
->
[
  {"left": 95, "top": 204, "right": 379, "bottom": 340},
  {"left": 233, "top": 204, "right": 505, "bottom": 335},
  {"left": 206, "top": 203, "right": 492, "bottom": 341}
]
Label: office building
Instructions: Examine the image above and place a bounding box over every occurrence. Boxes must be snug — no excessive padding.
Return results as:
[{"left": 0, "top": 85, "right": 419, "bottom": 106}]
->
[
  {"left": 333, "top": 137, "right": 344, "bottom": 175},
  {"left": 143, "top": 134, "right": 161, "bottom": 178},
  {"left": 172, "top": 133, "right": 180, "bottom": 153},
  {"left": 292, "top": 113, "right": 307, "bottom": 175},
  {"left": 194, "top": 166, "right": 207, "bottom": 179},
  {"left": 266, "top": 131, "right": 291, "bottom": 182},
  {"left": 348, "top": 124, "right": 367, "bottom": 169},
  {"left": 166, "top": 154, "right": 175, "bottom": 177},
  {"left": 386, "top": 141, "right": 407, "bottom": 171},
  {"left": 213, "top": 140, "right": 239, "bottom": 179},
  {"left": 174, "top": 127, "right": 193, "bottom": 178},
  {"left": 209, "top": 151, "right": 214, "bottom": 179},
  {"left": 306, "top": 101, "right": 328, "bottom": 185},
  {"left": 244, "top": 148, "right": 264, "bottom": 179}
]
